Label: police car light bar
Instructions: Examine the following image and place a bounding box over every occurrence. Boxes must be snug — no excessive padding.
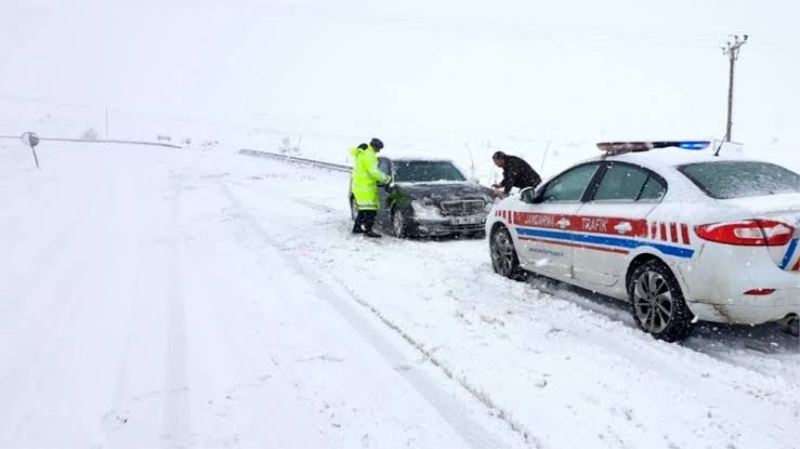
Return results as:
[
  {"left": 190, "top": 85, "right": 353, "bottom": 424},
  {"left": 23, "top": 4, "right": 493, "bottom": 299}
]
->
[{"left": 597, "top": 141, "right": 710, "bottom": 155}]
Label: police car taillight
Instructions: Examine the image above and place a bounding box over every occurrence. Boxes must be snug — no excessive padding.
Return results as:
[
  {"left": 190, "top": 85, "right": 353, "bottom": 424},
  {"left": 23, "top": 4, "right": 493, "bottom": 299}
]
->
[{"left": 695, "top": 220, "right": 794, "bottom": 246}]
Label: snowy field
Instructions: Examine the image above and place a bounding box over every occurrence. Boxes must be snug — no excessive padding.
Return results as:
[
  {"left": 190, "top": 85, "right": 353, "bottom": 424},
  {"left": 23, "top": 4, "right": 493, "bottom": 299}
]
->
[{"left": 0, "top": 141, "right": 797, "bottom": 449}]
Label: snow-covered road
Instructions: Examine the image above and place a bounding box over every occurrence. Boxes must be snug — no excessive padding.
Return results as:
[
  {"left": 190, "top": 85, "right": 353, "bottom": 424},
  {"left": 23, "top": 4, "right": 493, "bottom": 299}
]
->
[{"left": 1, "top": 143, "right": 798, "bottom": 449}]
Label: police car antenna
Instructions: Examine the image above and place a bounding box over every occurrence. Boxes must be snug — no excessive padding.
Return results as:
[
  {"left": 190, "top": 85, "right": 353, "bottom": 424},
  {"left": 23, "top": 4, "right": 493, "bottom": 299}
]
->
[{"left": 713, "top": 139, "right": 724, "bottom": 156}]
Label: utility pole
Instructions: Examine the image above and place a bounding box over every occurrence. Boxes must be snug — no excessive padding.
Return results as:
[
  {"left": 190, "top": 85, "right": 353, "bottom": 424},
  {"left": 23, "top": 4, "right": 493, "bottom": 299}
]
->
[{"left": 722, "top": 34, "right": 748, "bottom": 142}]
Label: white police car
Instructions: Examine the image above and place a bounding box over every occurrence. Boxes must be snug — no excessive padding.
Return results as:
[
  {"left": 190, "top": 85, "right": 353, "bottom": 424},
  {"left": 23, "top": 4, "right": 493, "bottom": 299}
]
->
[{"left": 487, "top": 141, "right": 800, "bottom": 341}]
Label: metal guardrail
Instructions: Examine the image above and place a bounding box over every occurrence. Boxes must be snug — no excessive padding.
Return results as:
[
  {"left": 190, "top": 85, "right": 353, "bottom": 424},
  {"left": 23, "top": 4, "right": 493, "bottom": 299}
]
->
[
  {"left": 0, "top": 135, "right": 181, "bottom": 149},
  {"left": 239, "top": 149, "right": 351, "bottom": 173}
]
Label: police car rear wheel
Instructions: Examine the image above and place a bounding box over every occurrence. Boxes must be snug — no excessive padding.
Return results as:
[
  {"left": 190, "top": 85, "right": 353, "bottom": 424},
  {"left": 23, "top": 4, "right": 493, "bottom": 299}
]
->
[
  {"left": 629, "top": 260, "right": 693, "bottom": 342},
  {"left": 491, "top": 227, "right": 523, "bottom": 280}
]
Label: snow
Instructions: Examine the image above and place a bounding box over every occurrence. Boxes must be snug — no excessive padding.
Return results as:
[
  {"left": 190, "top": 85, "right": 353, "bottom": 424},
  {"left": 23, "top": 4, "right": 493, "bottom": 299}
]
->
[
  {"left": 722, "top": 193, "right": 800, "bottom": 215},
  {"left": 607, "top": 146, "right": 752, "bottom": 167},
  {"left": 3, "top": 0, "right": 800, "bottom": 186},
  {"left": 2, "top": 141, "right": 797, "bottom": 449}
]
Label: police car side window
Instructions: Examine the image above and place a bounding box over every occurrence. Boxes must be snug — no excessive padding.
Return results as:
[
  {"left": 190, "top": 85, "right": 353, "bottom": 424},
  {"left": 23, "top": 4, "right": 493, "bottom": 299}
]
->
[
  {"left": 637, "top": 176, "right": 667, "bottom": 201},
  {"left": 592, "top": 163, "right": 666, "bottom": 202},
  {"left": 541, "top": 164, "right": 599, "bottom": 203},
  {"left": 594, "top": 164, "right": 649, "bottom": 201}
]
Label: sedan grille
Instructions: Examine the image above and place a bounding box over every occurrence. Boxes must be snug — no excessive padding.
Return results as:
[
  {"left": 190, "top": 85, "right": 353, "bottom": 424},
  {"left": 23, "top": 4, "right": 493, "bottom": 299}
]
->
[{"left": 439, "top": 200, "right": 486, "bottom": 216}]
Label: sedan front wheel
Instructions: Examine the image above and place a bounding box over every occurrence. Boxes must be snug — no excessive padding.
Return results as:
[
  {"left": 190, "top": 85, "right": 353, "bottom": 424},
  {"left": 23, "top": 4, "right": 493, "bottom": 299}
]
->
[
  {"left": 350, "top": 196, "right": 358, "bottom": 221},
  {"left": 392, "top": 209, "right": 408, "bottom": 239}
]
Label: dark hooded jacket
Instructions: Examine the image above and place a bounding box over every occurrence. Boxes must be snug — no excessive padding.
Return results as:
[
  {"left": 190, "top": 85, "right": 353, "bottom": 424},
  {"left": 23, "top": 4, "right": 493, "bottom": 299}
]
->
[{"left": 499, "top": 155, "right": 541, "bottom": 194}]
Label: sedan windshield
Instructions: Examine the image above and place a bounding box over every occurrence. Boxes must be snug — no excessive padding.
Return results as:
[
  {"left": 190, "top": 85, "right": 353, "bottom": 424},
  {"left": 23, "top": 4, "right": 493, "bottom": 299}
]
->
[
  {"left": 678, "top": 161, "right": 800, "bottom": 199},
  {"left": 393, "top": 160, "right": 466, "bottom": 183}
]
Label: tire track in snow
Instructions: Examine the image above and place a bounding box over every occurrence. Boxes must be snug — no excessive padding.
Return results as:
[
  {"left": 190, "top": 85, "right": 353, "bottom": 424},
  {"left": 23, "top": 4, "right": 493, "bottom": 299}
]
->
[
  {"left": 0, "top": 209, "right": 82, "bottom": 329},
  {"left": 160, "top": 173, "right": 191, "bottom": 449},
  {"left": 221, "top": 183, "right": 538, "bottom": 449},
  {"left": 0, "top": 185, "right": 116, "bottom": 444}
]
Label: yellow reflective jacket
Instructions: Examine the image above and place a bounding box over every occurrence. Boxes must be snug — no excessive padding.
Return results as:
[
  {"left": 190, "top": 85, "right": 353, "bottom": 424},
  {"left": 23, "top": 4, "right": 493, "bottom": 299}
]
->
[{"left": 350, "top": 145, "right": 390, "bottom": 210}]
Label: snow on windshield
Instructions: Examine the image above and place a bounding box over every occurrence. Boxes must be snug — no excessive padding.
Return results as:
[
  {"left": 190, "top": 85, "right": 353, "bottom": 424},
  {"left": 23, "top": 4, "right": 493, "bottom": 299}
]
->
[{"left": 393, "top": 160, "right": 466, "bottom": 183}]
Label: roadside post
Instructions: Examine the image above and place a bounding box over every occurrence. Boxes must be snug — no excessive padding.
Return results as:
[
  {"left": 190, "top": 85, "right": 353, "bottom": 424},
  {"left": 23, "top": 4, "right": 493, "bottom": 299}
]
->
[{"left": 21, "top": 131, "right": 41, "bottom": 169}]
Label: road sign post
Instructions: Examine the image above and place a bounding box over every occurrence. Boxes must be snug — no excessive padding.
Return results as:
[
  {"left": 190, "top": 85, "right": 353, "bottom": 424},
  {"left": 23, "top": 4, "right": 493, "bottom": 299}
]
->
[{"left": 21, "top": 132, "right": 41, "bottom": 169}]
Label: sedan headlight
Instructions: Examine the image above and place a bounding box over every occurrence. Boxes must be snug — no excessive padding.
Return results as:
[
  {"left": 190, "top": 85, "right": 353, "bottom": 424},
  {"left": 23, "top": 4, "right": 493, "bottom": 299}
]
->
[{"left": 411, "top": 200, "right": 445, "bottom": 220}]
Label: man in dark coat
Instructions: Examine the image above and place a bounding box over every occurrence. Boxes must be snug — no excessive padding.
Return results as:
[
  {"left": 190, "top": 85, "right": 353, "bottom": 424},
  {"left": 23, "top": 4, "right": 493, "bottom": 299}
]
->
[{"left": 491, "top": 151, "right": 541, "bottom": 195}]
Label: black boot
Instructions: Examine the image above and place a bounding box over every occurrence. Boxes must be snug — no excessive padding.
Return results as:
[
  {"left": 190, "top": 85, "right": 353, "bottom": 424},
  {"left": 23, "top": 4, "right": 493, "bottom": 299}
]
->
[
  {"left": 352, "top": 211, "right": 365, "bottom": 233},
  {"left": 362, "top": 210, "right": 381, "bottom": 238}
]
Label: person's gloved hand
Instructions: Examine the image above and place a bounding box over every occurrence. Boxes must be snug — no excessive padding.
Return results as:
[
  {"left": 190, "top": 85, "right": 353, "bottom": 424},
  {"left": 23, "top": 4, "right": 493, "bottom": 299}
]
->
[{"left": 491, "top": 187, "right": 507, "bottom": 198}]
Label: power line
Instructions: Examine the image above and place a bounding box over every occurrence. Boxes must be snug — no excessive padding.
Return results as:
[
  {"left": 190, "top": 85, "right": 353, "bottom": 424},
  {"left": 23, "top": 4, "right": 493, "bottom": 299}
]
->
[{"left": 722, "top": 34, "right": 749, "bottom": 142}]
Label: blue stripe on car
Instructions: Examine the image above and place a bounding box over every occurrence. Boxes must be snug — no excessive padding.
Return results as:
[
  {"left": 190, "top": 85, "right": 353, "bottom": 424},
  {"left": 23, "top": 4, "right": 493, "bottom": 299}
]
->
[
  {"left": 515, "top": 227, "right": 695, "bottom": 259},
  {"left": 780, "top": 238, "right": 799, "bottom": 270}
]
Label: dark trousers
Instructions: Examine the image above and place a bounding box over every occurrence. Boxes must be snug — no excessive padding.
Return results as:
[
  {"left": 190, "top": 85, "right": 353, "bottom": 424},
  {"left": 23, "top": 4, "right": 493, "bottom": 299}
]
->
[{"left": 353, "top": 210, "right": 377, "bottom": 232}]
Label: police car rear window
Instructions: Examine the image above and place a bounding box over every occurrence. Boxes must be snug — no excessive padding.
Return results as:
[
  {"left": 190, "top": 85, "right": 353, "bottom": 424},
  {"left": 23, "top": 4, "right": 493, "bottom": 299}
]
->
[{"left": 678, "top": 161, "right": 800, "bottom": 199}]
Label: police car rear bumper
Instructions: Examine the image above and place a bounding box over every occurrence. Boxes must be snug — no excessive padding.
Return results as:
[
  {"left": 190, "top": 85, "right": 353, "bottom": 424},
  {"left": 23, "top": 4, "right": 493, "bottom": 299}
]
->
[
  {"left": 677, "top": 244, "right": 800, "bottom": 325},
  {"left": 687, "top": 289, "right": 800, "bottom": 325},
  {"left": 685, "top": 282, "right": 800, "bottom": 325}
]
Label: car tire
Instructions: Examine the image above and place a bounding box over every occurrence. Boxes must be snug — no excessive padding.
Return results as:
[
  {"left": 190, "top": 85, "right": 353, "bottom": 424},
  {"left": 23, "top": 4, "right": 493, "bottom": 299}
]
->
[
  {"left": 392, "top": 209, "right": 408, "bottom": 239},
  {"left": 490, "top": 226, "right": 525, "bottom": 281},
  {"left": 782, "top": 316, "right": 799, "bottom": 337},
  {"left": 628, "top": 260, "right": 694, "bottom": 342},
  {"left": 350, "top": 196, "right": 358, "bottom": 221}
]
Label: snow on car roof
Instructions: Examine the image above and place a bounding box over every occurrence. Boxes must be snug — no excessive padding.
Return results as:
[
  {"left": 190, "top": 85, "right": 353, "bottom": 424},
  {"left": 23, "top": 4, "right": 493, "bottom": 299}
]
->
[{"left": 592, "top": 146, "right": 754, "bottom": 167}]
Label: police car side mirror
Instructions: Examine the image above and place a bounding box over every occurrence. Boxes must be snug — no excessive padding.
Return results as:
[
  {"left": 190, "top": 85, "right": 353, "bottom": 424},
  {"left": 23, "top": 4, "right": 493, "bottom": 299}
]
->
[{"left": 520, "top": 187, "right": 538, "bottom": 204}]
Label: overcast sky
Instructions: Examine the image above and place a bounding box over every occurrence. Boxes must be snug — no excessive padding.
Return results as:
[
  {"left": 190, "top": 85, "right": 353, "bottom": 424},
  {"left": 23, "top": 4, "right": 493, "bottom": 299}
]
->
[{"left": 2, "top": 0, "right": 798, "bottom": 150}]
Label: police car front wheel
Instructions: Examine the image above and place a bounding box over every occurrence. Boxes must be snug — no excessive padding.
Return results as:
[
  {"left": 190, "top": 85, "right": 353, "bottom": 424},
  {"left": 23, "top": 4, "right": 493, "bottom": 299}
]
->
[
  {"left": 629, "top": 260, "right": 693, "bottom": 342},
  {"left": 490, "top": 227, "right": 524, "bottom": 280}
]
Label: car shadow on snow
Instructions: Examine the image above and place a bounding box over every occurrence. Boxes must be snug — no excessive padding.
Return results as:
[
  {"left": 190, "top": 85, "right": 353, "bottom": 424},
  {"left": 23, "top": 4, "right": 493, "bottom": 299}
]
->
[{"left": 522, "top": 273, "right": 799, "bottom": 357}]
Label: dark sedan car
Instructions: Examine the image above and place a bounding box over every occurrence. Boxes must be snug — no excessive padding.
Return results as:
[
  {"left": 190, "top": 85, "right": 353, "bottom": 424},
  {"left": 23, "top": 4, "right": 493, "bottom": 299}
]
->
[{"left": 349, "top": 157, "right": 496, "bottom": 238}]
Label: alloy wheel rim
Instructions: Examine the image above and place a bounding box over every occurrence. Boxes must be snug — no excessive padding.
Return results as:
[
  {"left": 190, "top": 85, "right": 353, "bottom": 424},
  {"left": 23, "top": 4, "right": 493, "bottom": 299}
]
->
[
  {"left": 633, "top": 271, "right": 674, "bottom": 334},
  {"left": 393, "top": 212, "right": 403, "bottom": 236},
  {"left": 491, "top": 232, "right": 515, "bottom": 274}
]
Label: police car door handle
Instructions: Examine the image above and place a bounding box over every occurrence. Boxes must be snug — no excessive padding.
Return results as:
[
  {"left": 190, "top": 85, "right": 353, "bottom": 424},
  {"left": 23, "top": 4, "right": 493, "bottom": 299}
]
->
[
  {"left": 557, "top": 218, "right": 570, "bottom": 229},
  {"left": 614, "top": 221, "right": 633, "bottom": 234}
]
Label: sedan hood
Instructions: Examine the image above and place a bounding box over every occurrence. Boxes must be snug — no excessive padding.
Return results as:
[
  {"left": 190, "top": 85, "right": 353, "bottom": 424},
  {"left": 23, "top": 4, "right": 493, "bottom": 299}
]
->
[{"left": 394, "top": 181, "right": 495, "bottom": 202}]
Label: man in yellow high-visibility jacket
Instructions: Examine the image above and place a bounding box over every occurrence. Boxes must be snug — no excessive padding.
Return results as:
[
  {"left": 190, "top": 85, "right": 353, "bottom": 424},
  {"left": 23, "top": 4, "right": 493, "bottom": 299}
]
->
[{"left": 350, "top": 137, "right": 391, "bottom": 238}]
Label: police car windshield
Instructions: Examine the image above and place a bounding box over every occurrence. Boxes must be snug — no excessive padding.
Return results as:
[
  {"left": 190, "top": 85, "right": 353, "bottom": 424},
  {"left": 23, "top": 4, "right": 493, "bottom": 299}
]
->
[
  {"left": 393, "top": 160, "right": 466, "bottom": 183},
  {"left": 678, "top": 161, "right": 800, "bottom": 199}
]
